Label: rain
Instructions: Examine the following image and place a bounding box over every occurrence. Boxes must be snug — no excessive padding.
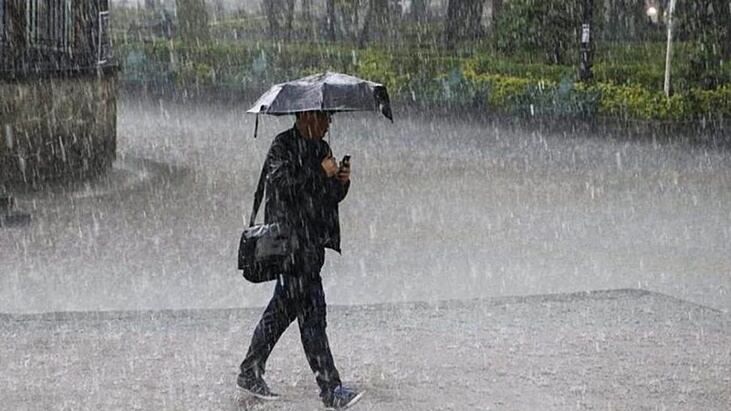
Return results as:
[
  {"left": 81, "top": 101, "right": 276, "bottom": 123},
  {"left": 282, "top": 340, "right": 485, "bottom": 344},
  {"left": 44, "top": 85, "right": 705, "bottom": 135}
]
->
[{"left": 1, "top": 0, "right": 730, "bottom": 410}]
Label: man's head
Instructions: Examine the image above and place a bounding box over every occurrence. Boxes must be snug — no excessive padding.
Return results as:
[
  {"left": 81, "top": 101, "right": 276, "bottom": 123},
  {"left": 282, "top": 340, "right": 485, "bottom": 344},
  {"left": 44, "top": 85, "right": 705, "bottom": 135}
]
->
[{"left": 295, "top": 111, "right": 332, "bottom": 140}]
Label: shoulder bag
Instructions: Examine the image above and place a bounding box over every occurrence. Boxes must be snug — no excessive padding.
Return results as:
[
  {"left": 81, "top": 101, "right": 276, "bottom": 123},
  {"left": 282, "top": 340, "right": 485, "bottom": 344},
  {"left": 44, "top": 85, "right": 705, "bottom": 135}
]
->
[{"left": 237, "top": 160, "right": 299, "bottom": 283}]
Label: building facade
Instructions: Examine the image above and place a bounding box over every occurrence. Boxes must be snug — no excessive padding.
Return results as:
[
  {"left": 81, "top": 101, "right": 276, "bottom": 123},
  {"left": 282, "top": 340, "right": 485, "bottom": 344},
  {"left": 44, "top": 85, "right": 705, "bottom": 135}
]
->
[{"left": 0, "top": 0, "right": 117, "bottom": 186}]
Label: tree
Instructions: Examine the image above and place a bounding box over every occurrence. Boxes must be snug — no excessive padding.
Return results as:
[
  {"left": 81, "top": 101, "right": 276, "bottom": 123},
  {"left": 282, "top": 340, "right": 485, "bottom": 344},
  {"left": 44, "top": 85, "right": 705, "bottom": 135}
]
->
[
  {"left": 284, "top": 0, "right": 296, "bottom": 41},
  {"left": 176, "top": 0, "right": 210, "bottom": 43},
  {"left": 359, "top": 0, "right": 391, "bottom": 46},
  {"left": 302, "top": 0, "right": 313, "bottom": 21},
  {"left": 676, "top": 0, "right": 730, "bottom": 58},
  {"left": 675, "top": 0, "right": 731, "bottom": 87},
  {"left": 496, "top": 0, "right": 580, "bottom": 64},
  {"left": 261, "top": 0, "right": 296, "bottom": 40},
  {"left": 598, "top": 0, "right": 651, "bottom": 41},
  {"left": 445, "top": 0, "right": 485, "bottom": 47},
  {"left": 491, "top": 0, "right": 503, "bottom": 30},
  {"left": 335, "top": 0, "right": 364, "bottom": 42},
  {"left": 263, "top": 0, "right": 282, "bottom": 38},
  {"left": 302, "top": 0, "right": 315, "bottom": 39},
  {"left": 212, "top": 0, "right": 225, "bottom": 22},
  {"left": 327, "top": 0, "right": 337, "bottom": 41},
  {"left": 410, "top": 0, "right": 429, "bottom": 22},
  {"left": 350, "top": 0, "right": 362, "bottom": 42}
]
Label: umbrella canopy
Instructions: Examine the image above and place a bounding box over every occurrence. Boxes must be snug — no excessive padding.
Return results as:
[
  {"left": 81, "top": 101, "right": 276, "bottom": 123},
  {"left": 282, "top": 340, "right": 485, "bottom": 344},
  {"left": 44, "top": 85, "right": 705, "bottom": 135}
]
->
[{"left": 247, "top": 72, "right": 393, "bottom": 121}]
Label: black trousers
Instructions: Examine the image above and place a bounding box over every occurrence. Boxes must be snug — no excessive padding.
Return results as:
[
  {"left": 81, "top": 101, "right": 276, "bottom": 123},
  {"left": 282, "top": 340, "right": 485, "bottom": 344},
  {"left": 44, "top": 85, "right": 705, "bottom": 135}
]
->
[{"left": 239, "top": 247, "right": 341, "bottom": 395}]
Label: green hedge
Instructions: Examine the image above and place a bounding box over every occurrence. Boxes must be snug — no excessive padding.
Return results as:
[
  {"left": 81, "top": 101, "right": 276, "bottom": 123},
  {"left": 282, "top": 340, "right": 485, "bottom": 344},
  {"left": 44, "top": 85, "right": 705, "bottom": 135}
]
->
[
  {"left": 116, "top": 39, "right": 731, "bottom": 121},
  {"left": 467, "top": 74, "right": 731, "bottom": 120}
]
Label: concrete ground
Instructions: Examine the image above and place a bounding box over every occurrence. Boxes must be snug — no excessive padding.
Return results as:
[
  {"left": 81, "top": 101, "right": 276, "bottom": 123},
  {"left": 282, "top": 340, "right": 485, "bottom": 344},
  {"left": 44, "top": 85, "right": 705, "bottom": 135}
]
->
[
  {"left": 2, "top": 98, "right": 729, "bottom": 410},
  {"left": 1, "top": 289, "right": 729, "bottom": 410},
  {"left": 2, "top": 99, "right": 731, "bottom": 315}
]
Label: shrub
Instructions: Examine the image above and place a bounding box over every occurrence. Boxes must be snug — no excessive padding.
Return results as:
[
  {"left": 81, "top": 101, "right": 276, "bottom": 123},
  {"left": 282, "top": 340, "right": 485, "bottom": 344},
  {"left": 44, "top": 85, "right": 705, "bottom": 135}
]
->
[
  {"left": 591, "top": 83, "right": 731, "bottom": 120},
  {"left": 687, "top": 86, "right": 731, "bottom": 119},
  {"left": 115, "top": 39, "right": 731, "bottom": 121}
]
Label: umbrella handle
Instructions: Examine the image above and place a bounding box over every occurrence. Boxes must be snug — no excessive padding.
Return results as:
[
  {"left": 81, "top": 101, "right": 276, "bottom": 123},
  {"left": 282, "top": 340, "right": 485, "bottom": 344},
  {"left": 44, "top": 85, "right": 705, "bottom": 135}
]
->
[{"left": 327, "top": 121, "right": 334, "bottom": 151}]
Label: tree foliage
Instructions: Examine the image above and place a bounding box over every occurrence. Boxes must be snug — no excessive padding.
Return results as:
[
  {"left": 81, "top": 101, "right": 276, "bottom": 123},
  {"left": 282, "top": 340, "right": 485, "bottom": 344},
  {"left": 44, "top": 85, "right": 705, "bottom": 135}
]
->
[
  {"left": 494, "top": 0, "right": 613, "bottom": 65},
  {"left": 495, "top": 0, "right": 582, "bottom": 65},
  {"left": 445, "top": 0, "right": 485, "bottom": 47},
  {"left": 360, "top": 0, "right": 392, "bottom": 46},
  {"left": 261, "top": 0, "right": 296, "bottom": 40},
  {"left": 175, "top": 0, "right": 210, "bottom": 43},
  {"left": 675, "top": 0, "right": 730, "bottom": 87},
  {"left": 600, "top": 0, "right": 657, "bottom": 41}
]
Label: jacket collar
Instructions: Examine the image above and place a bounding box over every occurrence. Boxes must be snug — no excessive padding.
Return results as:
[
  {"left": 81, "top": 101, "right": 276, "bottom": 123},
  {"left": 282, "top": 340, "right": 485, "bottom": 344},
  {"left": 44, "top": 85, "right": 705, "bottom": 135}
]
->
[{"left": 291, "top": 124, "right": 302, "bottom": 140}]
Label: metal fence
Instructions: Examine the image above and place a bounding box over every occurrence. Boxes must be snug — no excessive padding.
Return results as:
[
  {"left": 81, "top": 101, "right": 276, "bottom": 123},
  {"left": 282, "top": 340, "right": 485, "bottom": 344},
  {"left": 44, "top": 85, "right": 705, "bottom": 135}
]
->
[{"left": 0, "top": 0, "right": 112, "bottom": 77}]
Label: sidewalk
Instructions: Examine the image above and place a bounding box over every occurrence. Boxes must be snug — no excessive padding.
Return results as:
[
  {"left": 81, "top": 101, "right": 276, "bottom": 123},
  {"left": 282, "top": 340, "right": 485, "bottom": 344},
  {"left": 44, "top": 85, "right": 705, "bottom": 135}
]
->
[{"left": 1, "top": 289, "right": 729, "bottom": 410}]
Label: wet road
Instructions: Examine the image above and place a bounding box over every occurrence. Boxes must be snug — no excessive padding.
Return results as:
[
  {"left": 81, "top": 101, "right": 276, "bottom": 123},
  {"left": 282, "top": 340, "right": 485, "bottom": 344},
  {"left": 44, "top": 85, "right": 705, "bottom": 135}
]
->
[{"left": 1, "top": 98, "right": 730, "bottom": 314}]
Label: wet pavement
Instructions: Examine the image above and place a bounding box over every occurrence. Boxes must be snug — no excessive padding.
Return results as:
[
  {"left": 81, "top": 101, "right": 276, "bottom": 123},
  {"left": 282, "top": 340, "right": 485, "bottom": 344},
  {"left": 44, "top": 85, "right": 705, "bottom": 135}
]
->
[
  {"left": 1, "top": 97, "right": 730, "bottom": 314},
  {"left": 0, "top": 289, "right": 728, "bottom": 410}
]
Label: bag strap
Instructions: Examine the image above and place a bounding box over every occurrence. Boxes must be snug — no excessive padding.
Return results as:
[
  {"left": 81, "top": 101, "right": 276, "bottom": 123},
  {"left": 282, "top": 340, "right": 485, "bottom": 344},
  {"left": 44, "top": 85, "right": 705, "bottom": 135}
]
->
[{"left": 249, "top": 159, "right": 268, "bottom": 227}]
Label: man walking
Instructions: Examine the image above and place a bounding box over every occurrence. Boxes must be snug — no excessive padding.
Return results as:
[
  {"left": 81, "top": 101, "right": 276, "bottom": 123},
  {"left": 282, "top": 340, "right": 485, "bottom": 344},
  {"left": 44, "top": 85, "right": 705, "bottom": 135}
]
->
[{"left": 238, "top": 111, "right": 363, "bottom": 410}]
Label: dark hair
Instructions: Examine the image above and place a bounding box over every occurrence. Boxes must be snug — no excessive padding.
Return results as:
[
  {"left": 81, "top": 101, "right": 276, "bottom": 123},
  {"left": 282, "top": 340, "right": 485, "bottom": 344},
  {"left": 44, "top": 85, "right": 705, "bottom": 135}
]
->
[{"left": 296, "top": 111, "right": 329, "bottom": 118}]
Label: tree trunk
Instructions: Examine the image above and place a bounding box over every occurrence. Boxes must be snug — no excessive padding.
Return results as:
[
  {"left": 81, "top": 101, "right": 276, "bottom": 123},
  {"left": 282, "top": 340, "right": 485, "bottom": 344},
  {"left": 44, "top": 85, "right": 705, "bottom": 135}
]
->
[
  {"left": 722, "top": 0, "right": 731, "bottom": 58},
  {"left": 350, "top": 0, "right": 361, "bottom": 43},
  {"left": 489, "top": 0, "right": 503, "bottom": 49},
  {"left": 284, "top": 0, "right": 296, "bottom": 41},
  {"left": 263, "top": 0, "right": 281, "bottom": 38},
  {"left": 326, "top": 0, "right": 336, "bottom": 41},
  {"left": 358, "top": 0, "right": 373, "bottom": 46},
  {"left": 301, "top": 0, "right": 316, "bottom": 40},
  {"left": 302, "top": 0, "right": 312, "bottom": 21},
  {"left": 359, "top": 0, "right": 390, "bottom": 46},
  {"left": 410, "top": 0, "right": 428, "bottom": 22},
  {"left": 491, "top": 0, "right": 503, "bottom": 31},
  {"left": 372, "top": 0, "right": 390, "bottom": 34},
  {"left": 176, "top": 0, "right": 210, "bottom": 43},
  {"left": 445, "top": 0, "right": 484, "bottom": 46},
  {"left": 213, "top": 0, "right": 225, "bottom": 22}
]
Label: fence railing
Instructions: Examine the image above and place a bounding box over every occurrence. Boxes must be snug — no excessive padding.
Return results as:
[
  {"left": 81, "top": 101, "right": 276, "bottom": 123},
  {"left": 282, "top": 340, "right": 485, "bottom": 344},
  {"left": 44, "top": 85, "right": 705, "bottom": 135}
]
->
[
  {"left": 0, "top": 36, "right": 113, "bottom": 76},
  {"left": 0, "top": 0, "right": 112, "bottom": 79},
  {"left": 0, "top": 45, "right": 114, "bottom": 79}
]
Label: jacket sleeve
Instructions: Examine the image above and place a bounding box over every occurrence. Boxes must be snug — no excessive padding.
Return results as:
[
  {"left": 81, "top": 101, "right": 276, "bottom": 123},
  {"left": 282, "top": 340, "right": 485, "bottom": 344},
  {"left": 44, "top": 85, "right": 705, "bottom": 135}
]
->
[
  {"left": 318, "top": 178, "right": 349, "bottom": 205},
  {"left": 321, "top": 142, "right": 349, "bottom": 204},
  {"left": 267, "top": 137, "right": 327, "bottom": 195}
]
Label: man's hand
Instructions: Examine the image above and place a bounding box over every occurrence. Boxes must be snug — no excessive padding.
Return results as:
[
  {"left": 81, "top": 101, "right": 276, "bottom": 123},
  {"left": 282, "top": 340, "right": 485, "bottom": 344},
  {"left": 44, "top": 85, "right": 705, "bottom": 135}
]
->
[
  {"left": 321, "top": 155, "right": 339, "bottom": 178},
  {"left": 337, "top": 162, "right": 351, "bottom": 184}
]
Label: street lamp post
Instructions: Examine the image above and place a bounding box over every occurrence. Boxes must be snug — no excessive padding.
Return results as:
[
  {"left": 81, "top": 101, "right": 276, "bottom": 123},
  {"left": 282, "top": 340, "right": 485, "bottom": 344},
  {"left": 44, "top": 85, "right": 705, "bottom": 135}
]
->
[
  {"left": 579, "top": 0, "right": 594, "bottom": 81},
  {"left": 664, "top": 0, "right": 677, "bottom": 97}
]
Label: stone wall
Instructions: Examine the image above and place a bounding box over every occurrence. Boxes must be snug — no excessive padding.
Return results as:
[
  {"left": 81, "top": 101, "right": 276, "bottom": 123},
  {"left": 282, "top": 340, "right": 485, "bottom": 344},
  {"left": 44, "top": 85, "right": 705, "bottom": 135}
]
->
[{"left": 0, "top": 73, "right": 117, "bottom": 186}]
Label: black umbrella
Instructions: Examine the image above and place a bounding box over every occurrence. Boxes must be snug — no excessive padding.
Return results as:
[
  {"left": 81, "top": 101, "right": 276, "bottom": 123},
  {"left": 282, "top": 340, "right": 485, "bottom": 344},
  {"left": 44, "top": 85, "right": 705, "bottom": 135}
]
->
[{"left": 247, "top": 72, "right": 393, "bottom": 137}]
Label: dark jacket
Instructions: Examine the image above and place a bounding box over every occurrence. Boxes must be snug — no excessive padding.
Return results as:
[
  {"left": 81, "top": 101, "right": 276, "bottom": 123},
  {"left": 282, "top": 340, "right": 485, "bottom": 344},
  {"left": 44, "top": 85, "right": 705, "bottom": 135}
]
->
[{"left": 264, "top": 126, "right": 349, "bottom": 253}]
